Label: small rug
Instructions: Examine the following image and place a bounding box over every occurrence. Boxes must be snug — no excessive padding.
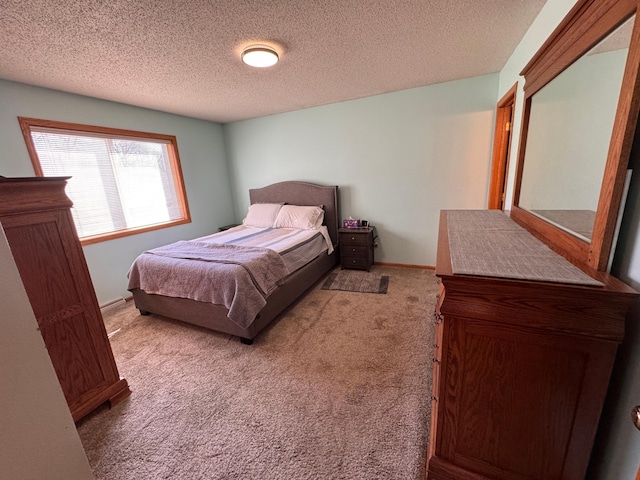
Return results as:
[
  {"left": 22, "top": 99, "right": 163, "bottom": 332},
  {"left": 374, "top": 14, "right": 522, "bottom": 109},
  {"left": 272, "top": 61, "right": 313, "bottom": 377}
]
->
[{"left": 322, "top": 269, "right": 389, "bottom": 294}]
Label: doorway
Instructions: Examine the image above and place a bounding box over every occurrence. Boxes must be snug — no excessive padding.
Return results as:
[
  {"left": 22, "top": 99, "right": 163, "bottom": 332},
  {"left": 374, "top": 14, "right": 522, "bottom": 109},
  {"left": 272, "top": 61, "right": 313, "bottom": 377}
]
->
[{"left": 488, "top": 83, "right": 517, "bottom": 210}]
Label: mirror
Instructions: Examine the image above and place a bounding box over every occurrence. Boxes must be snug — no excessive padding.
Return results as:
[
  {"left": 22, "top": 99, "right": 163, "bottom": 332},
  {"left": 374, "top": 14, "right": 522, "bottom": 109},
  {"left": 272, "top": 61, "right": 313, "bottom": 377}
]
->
[
  {"left": 511, "top": 0, "right": 640, "bottom": 271},
  {"left": 518, "top": 18, "right": 633, "bottom": 242}
]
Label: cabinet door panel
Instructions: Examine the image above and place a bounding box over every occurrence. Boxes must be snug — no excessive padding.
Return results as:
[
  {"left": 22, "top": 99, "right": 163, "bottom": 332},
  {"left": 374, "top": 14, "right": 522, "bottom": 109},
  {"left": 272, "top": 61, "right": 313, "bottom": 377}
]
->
[
  {"left": 440, "top": 317, "right": 616, "bottom": 480},
  {"left": 4, "top": 217, "right": 81, "bottom": 315},
  {"left": 40, "top": 311, "right": 107, "bottom": 402}
]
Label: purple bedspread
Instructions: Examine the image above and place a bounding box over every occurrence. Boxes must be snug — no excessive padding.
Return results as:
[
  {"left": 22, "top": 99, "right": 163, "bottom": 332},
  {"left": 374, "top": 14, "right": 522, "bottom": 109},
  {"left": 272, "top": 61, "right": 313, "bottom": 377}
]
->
[{"left": 127, "top": 241, "right": 289, "bottom": 328}]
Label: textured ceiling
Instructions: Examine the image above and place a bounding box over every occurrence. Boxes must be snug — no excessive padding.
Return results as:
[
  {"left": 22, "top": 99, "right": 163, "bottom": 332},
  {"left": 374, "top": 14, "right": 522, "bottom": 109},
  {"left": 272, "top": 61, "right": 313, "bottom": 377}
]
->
[{"left": 0, "top": 0, "right": 546, "bottom": 123}]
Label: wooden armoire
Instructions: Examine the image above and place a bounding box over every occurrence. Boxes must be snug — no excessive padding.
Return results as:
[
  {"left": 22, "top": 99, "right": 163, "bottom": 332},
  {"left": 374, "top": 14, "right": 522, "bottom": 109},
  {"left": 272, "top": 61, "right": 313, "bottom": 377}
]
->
[{"left": 0, "top": 176, "right": 130, "bottom": 422}]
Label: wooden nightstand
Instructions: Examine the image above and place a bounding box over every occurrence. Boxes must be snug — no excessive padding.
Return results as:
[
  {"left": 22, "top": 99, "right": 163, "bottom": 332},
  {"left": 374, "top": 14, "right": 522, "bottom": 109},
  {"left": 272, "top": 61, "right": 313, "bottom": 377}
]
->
[
  {"left": 339, "top": 226, "right": 375, "bottom": 271},
  {"left": 218, "top": 223, "right": 240, "bottom": 231}
]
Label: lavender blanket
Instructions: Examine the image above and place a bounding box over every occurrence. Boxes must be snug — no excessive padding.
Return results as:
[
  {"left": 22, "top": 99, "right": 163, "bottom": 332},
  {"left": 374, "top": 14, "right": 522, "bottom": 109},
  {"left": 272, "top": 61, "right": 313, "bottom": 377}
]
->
[{"left": 127, "top": 241, "right": 289, "bottom": 328}]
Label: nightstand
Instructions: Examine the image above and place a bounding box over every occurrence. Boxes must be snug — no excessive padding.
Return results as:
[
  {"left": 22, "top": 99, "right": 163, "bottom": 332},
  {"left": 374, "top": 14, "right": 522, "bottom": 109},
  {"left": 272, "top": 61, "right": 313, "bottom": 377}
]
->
[
  {"left": 218, "top": 223, "right": 240, "bottom": 232},
  {"left": 339, "top": 227, "right": 375, "bottom": 271}
]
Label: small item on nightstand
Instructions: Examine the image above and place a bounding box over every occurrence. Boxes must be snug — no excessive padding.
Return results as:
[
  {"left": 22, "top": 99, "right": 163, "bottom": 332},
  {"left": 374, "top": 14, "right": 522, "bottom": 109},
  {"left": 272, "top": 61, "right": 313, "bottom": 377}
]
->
[
  {"left": 361, "top": 220, "right": 369, "bottom": 227},
  {"left": 343, "top": 216, "right": 360, "bottom": 228}
]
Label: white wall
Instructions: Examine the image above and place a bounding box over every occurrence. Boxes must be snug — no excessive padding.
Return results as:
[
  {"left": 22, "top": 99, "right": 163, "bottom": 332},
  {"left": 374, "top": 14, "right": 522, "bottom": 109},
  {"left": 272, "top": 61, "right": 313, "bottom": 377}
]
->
[
  {"left": 224, "top": 74, "right": 498, "bottom": 267},
  {"left": 498, "top": 1, "right": 640, "bottom": 477},
  {"left": 0, "top": 226, "right": 94, "bottom": 480},
  {"left": 0, "top": 79, "right": 234, "bottom": 304}
]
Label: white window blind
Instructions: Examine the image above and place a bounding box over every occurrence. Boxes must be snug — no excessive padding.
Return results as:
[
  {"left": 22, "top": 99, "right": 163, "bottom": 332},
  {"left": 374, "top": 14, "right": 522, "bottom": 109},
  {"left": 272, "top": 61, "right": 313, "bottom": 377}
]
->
[{"left": 29, "top": 126, "right": 187, "bottom": 240}]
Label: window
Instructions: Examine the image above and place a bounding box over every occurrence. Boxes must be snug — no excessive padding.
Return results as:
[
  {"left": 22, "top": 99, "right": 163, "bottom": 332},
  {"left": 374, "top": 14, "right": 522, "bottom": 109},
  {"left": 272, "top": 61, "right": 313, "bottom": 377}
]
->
[{"left": 18, "top": 117, "right": 191, "bottom": 245}]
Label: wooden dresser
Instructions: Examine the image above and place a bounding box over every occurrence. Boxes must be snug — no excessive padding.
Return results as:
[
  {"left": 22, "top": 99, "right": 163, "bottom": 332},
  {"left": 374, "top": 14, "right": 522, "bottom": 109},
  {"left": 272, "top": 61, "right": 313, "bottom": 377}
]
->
[
  {"left": 427, "top": 210, "right": 638, "bottom": 480},
  {"left": 0, "top": 177, "right": 130, "bottom": 422}
]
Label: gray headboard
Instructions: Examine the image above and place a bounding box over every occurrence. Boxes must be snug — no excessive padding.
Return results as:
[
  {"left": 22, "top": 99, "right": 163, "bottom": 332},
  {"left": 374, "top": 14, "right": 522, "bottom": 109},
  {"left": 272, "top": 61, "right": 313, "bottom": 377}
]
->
[{"left": 249, "top": 181, "right": 340, "bottom": 247}]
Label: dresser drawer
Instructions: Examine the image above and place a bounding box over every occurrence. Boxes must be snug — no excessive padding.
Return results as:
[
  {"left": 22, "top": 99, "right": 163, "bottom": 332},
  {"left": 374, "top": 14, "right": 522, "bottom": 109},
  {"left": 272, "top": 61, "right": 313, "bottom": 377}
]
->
[
  {"left": 436, "top": 283, "right": 445, "bottom": 314},
  {"left": 340, "top": 232, "right": 371, "bottom": 246},
  {"left": 341, "top": 244, "right": 369, "bottom": 257},
  {"left": 341, "top": 256, "right": 371, "bottom": 269},
  {"left": 429, "top": 312, "right": 443, "bottom": 459}
]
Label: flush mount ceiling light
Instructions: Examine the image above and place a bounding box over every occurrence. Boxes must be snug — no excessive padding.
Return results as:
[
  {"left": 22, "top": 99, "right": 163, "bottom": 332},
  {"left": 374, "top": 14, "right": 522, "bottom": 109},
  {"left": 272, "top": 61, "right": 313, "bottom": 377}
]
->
[{"left": 241, "top": 45, "right": 279, "bottom": 68}]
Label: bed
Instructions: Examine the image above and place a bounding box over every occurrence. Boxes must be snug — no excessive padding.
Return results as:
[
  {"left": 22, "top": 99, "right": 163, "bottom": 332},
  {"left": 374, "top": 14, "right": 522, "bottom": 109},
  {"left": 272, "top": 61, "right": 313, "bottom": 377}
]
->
[{"left": 128, "top": 181, "right": 340, "bottom": 344}]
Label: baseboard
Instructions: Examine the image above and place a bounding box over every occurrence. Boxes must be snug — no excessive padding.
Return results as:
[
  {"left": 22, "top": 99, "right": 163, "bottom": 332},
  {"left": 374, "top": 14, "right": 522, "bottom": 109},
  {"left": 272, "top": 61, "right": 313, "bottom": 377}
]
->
[
  {"left": 100, "top": 295, "right": 134, "bottom": 312},
  {"left": 374, "top": 262, "right": 435, "bottom": 270},
  {"left": 99, "top": 297, "right": 126, "bottom": 311}
]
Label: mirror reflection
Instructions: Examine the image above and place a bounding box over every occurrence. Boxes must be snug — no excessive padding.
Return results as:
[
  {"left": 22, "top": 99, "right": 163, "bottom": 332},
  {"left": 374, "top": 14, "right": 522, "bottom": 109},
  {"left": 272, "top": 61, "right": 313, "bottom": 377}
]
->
[{"left": 517, "top": 17, "right": 633, "bottom": 242}]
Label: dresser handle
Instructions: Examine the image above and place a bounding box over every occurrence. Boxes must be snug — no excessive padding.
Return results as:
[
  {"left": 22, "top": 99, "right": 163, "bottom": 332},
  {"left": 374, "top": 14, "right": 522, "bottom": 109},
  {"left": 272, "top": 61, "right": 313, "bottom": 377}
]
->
[
  {"left": 351, "top": 248, "right": 356, "bottom": 252},
  {"left": 350, "top": 236, "right": 355, "bottom": 241}
]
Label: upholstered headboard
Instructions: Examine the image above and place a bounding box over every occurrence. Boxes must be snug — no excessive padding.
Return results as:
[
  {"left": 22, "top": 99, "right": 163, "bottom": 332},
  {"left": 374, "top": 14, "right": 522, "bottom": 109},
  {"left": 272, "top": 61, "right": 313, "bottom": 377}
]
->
[{"left": 249, "top": 181, "right": 340, "bottom": 247}]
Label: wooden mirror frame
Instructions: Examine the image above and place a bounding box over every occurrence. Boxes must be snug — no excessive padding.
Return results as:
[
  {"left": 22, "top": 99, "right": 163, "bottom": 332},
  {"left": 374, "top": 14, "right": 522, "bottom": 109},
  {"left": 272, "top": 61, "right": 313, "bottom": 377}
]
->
[{"left": 511, "top": 0, "right": 640, "bottom": 271}]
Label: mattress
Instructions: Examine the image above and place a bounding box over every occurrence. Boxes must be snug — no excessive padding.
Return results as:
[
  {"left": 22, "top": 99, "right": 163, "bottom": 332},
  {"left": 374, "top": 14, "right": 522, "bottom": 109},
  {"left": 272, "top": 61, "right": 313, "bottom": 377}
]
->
[{"left": 193, "top": 225, "right": 334, "bottom": 273}]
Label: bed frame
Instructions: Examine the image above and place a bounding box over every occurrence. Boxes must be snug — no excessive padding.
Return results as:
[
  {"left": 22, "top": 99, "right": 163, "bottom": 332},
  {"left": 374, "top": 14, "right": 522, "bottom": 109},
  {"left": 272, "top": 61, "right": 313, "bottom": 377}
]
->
[{"left": 130, "top": 181, "right": 340, "bottom": 344}]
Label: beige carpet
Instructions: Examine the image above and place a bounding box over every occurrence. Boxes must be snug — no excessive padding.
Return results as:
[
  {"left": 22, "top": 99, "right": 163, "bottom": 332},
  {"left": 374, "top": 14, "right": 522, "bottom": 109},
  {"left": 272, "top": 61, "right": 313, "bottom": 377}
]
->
[{"left": 77, "top": 265, "right": 439, "bottom": 479}]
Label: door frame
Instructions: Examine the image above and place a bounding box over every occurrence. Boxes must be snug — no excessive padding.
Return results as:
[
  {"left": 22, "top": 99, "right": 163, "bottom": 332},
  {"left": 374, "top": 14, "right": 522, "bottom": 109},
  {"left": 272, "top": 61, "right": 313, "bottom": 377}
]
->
[{"left": 488, "top": 82, "right": 518, "bottom": 210}]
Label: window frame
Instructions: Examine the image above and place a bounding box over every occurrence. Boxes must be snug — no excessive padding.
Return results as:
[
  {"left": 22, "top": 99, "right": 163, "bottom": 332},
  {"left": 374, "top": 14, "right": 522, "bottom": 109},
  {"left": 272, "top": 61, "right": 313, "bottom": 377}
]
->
[{"left": 18, "top": 117, "right": 191, "bottom": 245}]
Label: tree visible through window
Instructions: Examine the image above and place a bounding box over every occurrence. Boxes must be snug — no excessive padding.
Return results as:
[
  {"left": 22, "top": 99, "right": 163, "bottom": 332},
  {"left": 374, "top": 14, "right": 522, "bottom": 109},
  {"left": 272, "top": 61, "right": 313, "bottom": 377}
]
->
[{"left": 19, "top": 117, "right": 190, "bottom": 244}]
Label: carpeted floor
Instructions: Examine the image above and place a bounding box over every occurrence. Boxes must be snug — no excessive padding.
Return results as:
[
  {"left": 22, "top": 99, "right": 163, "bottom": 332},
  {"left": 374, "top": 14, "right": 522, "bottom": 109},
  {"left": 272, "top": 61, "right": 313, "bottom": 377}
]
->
[{"left": 77, "top": 265, "right": 439, "bottom": 480}]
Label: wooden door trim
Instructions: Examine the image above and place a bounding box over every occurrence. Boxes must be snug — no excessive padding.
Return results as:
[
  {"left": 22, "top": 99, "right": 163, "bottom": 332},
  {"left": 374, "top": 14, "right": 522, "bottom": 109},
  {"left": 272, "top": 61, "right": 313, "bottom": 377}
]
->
[{"left": 488, "top": 82, "right": 518, "bottom": 210}]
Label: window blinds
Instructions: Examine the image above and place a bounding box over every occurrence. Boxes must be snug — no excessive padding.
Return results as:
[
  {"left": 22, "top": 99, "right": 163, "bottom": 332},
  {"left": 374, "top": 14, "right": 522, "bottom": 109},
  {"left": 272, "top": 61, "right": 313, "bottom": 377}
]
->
[{"left": 30, "top": 128, "right": 184, "bottom": 239}]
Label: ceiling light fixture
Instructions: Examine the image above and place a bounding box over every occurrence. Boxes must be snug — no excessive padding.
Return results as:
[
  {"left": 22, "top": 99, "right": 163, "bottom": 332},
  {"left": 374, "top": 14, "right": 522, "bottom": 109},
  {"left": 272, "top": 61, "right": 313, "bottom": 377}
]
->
[{"left": 241, "top": 45, "right": 279, "bottom": 68}]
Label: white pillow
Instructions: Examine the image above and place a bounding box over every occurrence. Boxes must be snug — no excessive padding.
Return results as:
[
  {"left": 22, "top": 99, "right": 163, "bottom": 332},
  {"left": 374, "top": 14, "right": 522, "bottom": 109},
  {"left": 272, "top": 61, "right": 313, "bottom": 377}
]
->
[
  {"left": 274, "top": 205, "right": 324, "bottom": 230},
  {"left": 242, "top": 203, "right": 283, "bottom": 227}
]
